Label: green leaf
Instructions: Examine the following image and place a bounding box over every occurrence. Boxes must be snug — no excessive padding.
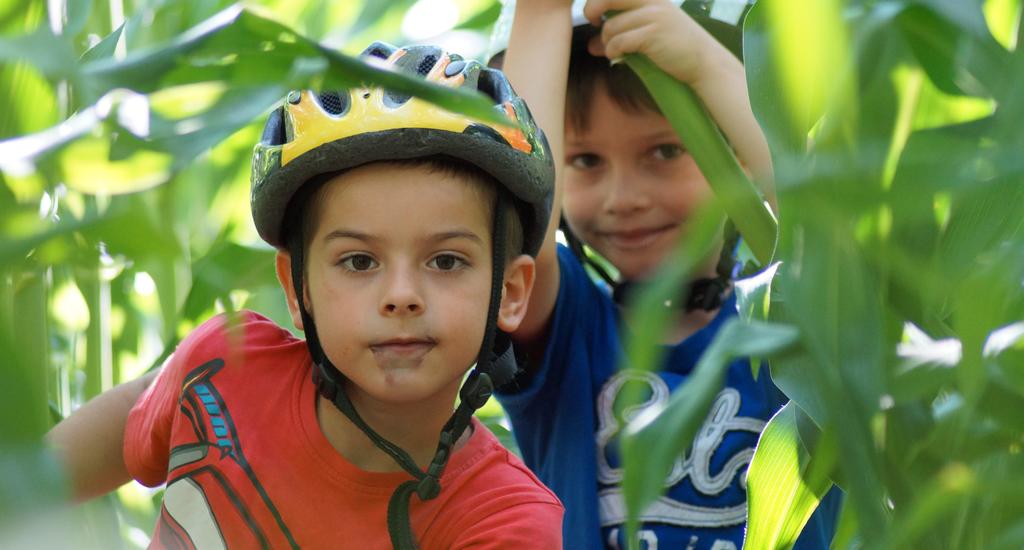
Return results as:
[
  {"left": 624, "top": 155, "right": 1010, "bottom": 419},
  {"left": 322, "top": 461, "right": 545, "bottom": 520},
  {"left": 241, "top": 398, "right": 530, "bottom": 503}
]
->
[
  {"left": 743, "top": 402, "right": 836, "bottom": 550},
  {"left": 879, "top": 461, "right": 978, "bottom": 549},
  {"left": 456, "top": 3, "right": 501, "bottom": 31},
  {"left": 3, "top": 5, "right": 512, "bottom": 183},
  {"left": 896, "top": 3, "right": 1009, "bottom": 98},
  {"left": 346, "top": 0, "right": 411, "bottom": 39},
  {"left": 743, "top": 2, "right": 806, "bottom": 159},
  {"left": 63, "top": 0, "right": 92, "bottom": 38},
  {"left": 181, "top": 241, "right": 277, "bottom": 321},
  {"left": 620, "top": 318, "right": 799, "bottom": 538},
  {"left": 0, "top": 26, "right": 78, "bottom": 80},
  {"left": 0, "top": 447, "right": 70, "bottom": 526},
  {"left": 757, "top": 0, "right": 850, "bottom": 156},
  {"left": 79, "top": 21, "right": 124, "bottom": 63},
  {"left": 79, "top": 7, "right": 506, "bottom": 124},
  {"left": 619, "top": 202, "right": 727, "bottom": 383},
  {"left": 772, "top": 212, "right": 889, "bottom": 541},
  {"left": 1, "top": 268, "right": 51, "bottom": 442},
  {"left": 735, "top": 262, "right": 780, "bottom": 379},
  {"left": 139, "top": 86, "right": 285, "bottom": 164}
]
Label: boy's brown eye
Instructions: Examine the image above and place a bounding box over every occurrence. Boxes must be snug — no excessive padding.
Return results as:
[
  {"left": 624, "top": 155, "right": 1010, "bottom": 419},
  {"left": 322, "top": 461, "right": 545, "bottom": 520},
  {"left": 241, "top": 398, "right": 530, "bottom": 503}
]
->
[
  {"left": 340, "top": 254, "right": 378, "bottom": 272},
  {"left": 429, "top": 254, "right": 466, "bottom": 271},
  {"left": 569, "top": 153, "right": 601, "bottom": 169},
  {"left": 652, "top": 144, "right": 685, "bottom": 161}
]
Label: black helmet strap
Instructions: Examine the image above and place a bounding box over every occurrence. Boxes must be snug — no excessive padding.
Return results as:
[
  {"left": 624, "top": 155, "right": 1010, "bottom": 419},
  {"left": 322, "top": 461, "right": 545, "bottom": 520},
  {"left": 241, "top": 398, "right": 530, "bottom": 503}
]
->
[{"left": 287, "top": 189, "right": 513, "bottom": 550}]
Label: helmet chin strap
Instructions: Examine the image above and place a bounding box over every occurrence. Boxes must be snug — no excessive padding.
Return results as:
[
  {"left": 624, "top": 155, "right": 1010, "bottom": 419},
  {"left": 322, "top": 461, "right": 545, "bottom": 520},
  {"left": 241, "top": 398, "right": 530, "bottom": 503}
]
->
[{"left": 287, "top": 190, "right": 515, "bottom": 550}]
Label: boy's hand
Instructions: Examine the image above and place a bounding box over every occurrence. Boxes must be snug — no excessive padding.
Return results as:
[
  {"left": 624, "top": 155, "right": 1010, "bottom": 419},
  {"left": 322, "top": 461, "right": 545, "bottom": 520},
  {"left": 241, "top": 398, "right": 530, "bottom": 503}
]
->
[{"left": 583, "top": 0, "right": 726, "bottom": 86}]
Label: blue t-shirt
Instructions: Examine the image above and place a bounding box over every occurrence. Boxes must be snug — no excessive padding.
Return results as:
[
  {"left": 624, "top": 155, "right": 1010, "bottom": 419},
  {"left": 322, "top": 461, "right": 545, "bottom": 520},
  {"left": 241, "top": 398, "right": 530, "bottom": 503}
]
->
[{"left": 497, "top": 245, "right": 839, "bottom": 550}]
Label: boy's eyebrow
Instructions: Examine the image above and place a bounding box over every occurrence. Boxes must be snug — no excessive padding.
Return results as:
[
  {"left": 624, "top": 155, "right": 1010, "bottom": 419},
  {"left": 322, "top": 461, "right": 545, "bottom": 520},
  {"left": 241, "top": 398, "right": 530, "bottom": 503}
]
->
[
  {"left": 566, "top": 128, "right": 682, "bottom": 148},
  {"left": 429, "top": 229, "right": 485, "bottom": 246},
  {"left": 322, "top": 229, "right": 377, "bottom": 243},
  {"left": 320, "top": 229, "right": 485, "bottom": 246},
  {"left": 645, "top": 129, "right": 682, "bottom": 142}
]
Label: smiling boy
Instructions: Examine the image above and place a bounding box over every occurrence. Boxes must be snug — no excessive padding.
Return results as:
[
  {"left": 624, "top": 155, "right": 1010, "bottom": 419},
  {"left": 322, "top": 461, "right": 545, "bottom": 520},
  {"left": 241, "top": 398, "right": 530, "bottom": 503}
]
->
[
  {"left": 47, "top": 42, "right": 562, "bottom": 549},
  {"left": 490, "top": 0, "right": 839, "bottom": 548}
]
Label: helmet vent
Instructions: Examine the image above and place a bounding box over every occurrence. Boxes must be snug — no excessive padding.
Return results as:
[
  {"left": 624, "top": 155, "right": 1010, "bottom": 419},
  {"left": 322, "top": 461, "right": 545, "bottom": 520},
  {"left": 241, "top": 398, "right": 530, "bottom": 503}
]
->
[
  {"left": 383, "top": 90, "right": 412, "bottom": 109},
  {"left": 475, "top": 67, "right": 513, "bottom": 104},
  {"left": 317, "top": 91, "right": 349, "bottom": 116},
  {"left": 260, "top": 107, "right": 286, "bottom": 146},
  {"left": 363, "top": 42, "right": 395, "bottom": 60},
  {"left": 417, "top": 55, "right": 438, "bottom": 76}
]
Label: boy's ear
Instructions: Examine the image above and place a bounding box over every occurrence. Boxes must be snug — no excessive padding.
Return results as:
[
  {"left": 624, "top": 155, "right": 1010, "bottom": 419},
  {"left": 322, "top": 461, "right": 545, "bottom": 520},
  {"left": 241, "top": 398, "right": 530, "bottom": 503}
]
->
[
  {"left": 275, "top": 251, "right": 306, "bottom": 330},
  {"left": 497, "top": 254, "right": 536, "bottom": 333}
]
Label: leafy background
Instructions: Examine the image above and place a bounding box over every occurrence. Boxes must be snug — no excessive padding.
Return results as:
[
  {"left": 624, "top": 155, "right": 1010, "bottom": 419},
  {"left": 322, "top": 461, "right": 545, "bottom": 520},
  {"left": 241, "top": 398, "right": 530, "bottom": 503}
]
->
[
  {"left": 618, "top": 1, "right": 1024, "bottom": 548},
  {"left": 1, "top": 0, "right": 1023, "bottom": 548}
]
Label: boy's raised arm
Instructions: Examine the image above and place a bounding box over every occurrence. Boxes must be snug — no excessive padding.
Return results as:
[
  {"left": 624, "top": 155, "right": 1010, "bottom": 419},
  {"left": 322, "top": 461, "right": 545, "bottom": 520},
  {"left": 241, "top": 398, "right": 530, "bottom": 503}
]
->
[
  {"left": 502, "top": 1, "right": 574, "bottom": 346},
  {"left": 583, "top": 0, "right": 776, "bottom": 205},
  {"left": 45, "top": 370, "right": 158, "bottom": 501}
]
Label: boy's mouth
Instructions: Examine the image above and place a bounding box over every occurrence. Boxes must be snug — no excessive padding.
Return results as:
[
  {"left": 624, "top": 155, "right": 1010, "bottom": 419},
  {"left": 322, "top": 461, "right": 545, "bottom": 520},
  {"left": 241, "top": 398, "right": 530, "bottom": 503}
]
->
[
  {"left": 601, "top": 225, "right": 675, "bottom": 251},
  {"left": 370, "top": 337, "right": 437, "bottom": 361}
]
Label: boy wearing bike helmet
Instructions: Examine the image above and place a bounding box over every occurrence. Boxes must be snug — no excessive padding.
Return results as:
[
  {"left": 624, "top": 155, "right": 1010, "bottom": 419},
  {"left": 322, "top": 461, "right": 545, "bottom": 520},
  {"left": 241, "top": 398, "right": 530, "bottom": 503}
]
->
[
  {"left": 487, "top": 0, "right": 840, "bottom": 548},
  {"left": 47, "top": 42, "right": 562, "bottom": 549}
]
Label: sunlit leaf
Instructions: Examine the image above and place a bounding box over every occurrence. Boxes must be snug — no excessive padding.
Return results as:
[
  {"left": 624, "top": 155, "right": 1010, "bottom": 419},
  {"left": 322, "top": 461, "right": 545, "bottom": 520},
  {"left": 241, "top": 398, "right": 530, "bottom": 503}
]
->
[
  {"left": 59, "top": 136, "right": 173, "bottom": 195},
  {"left": 79, "top": 21, "right": 124, "bottom": 63},
  {"left": 63, "top": 0, "right": 93, "bottom": 39},
  {"left": 1, "top": 5, "right": 513, "bottom": 188},
  {"left": 78, "top": 6, "right": 506, "bottom": 123},
  {"left": 0, "top": 27, "right": 78, "bottom": 80},
  {"left": 2, "top": 268, "right": 50, "bottom": 443},
  {"left": 983, "top": 0, "right": 1022, "bottom": 49},
  {"left": 735, "top": 261, "right": 779, "bottom": 378},
  {"left": 743, "top": 402, "right": 836, "bottom": 550},
  {"left": 773, "top": 220, "right": 889, "bottom": 541},
  {"left": 181, "top": 241, "right": 277, "bottom": 321},
  {"left": 761, "top": 0, "right": 849, "bottom": 145},
  {"left": 896, "top": 3, "right": 1009, "bottom": 98},
  {"left": 456, "top": 2, "right": 501, "bottom": 31}
]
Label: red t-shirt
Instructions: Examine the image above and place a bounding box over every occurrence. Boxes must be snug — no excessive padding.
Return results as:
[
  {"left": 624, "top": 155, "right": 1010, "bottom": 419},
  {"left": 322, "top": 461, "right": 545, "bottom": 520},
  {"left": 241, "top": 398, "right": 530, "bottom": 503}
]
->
[{"left": 125, "top": 311, "right": 563, "bottom": 549}]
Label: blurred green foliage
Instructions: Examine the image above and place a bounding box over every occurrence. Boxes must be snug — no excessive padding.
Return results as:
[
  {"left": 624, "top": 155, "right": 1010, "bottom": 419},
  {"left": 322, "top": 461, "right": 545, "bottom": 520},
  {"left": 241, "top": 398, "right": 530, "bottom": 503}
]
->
[
  {"left": 3, "top": 0, "right": 1023, "bottom": 548},
  {"left": 613, "top": 0, "right": 1024, "bottom": 548}
]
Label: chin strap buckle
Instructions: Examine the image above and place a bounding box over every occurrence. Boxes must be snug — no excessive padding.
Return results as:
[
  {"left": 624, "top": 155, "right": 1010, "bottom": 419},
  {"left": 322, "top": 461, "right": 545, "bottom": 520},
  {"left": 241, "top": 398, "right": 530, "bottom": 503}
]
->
[
  {"left": 416, "top": 475, "right": 441, "bottom": 501},
  {"left": 459, "top": 372, "right": 493, "bottom": 409},
  {"left": 312, "top": 361, "right": 340, "bottom": 401}
]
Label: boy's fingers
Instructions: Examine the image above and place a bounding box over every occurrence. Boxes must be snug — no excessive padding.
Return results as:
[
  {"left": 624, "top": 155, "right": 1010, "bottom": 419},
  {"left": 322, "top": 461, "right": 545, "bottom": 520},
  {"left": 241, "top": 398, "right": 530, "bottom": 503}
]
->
[
  {"left": 587, "top": 34, "right": 607, "bottom": 57},
  {"left": 582, "top": 0, "right": 608, "bottom": 26},
  {"left": 604, "top": 24, "right": 656, "bottom": 60},
  {"left": 583, "top": 0, "right": 660, "bottom": 24},
  {"left": 599, "top": 5, "right": 656, "bottom": 44}
]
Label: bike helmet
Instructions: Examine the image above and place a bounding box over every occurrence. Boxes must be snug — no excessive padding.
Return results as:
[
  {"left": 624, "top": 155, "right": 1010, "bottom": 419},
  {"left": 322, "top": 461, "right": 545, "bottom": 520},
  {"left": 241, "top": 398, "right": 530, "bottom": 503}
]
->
[
  {"left": 251, "top": 41, "right": 554, "bottom": 549},
  {"left": 488, "top": 0, "right": 755, "bottom": 312}
]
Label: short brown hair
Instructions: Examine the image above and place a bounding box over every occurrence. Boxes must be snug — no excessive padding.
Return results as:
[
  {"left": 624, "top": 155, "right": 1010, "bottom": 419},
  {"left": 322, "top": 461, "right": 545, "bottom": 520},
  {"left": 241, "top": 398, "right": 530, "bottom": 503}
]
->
[{"left": 565, "top": 27, "right": 661, "bottom": 133}]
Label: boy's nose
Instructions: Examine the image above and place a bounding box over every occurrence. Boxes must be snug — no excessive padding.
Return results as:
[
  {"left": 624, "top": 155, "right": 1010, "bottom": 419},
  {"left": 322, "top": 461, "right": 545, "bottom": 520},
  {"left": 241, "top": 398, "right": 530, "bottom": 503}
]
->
[
  {"left": 380, "top": 269, "right": 424, "bottom": 316},
  {"left": 603, "top": 169, "right": 649, "bottom": 215}
]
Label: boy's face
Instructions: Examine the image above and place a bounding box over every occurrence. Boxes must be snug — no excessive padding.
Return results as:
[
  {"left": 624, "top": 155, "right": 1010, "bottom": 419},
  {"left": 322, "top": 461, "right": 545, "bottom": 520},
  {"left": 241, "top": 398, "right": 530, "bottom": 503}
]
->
[
  {"left": 277, "top": 163, "right": 534, "bottom": 408},
  {"left": 562, "top": 84, "right": 716, "bottom": 281}
]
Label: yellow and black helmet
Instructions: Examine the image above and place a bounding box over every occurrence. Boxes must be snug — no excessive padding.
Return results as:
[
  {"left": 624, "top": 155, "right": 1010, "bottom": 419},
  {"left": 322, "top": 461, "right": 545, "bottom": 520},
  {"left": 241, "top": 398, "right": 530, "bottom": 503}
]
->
[{"left": 251, "top": 41, "right": 554, "bottom": 256}]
